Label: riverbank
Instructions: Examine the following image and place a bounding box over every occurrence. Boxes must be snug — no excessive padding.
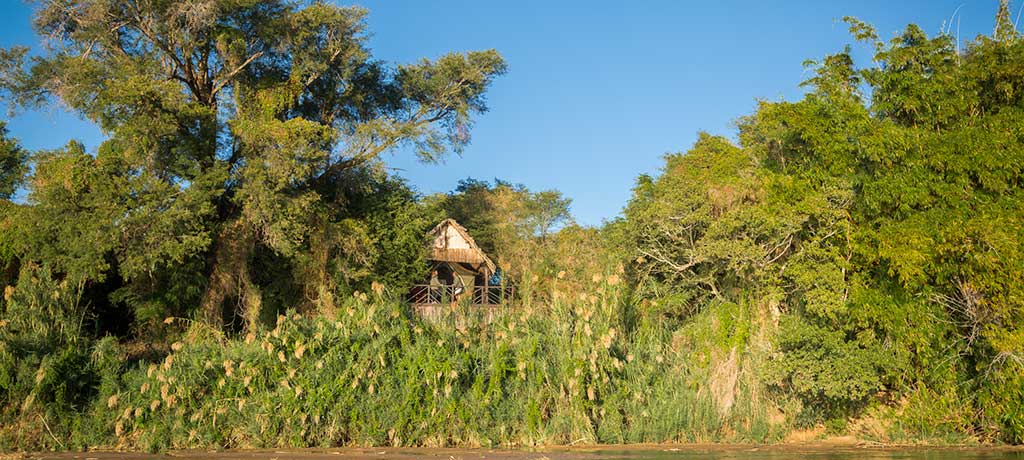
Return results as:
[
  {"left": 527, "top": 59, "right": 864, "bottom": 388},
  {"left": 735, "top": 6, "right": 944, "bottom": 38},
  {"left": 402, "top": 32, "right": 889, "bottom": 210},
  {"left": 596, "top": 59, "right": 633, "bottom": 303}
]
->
[
  {"left": 2, "top": 294, "right": 1009, "bottom": 451},
  {"left": 8, "top": 444, "right": 1024, "bottom": 460}
]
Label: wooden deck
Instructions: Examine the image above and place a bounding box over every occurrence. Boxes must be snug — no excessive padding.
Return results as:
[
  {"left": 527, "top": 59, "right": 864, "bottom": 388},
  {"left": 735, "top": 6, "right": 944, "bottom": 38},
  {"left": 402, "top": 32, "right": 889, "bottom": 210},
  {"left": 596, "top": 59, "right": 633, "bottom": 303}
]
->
[{"left": 408, "top": 285, "right": 515, "bottom": 322}]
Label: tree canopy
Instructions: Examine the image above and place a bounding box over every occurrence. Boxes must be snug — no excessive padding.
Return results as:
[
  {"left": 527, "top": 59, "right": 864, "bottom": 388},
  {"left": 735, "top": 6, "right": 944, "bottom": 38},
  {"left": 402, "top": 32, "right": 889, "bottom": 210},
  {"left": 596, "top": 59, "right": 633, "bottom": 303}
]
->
[
  {"left": 1, "top": 0, "right": 506, "bottom": 331},
  {"left": 623, "top": 6, "right": 1024, "bottom": 440}
]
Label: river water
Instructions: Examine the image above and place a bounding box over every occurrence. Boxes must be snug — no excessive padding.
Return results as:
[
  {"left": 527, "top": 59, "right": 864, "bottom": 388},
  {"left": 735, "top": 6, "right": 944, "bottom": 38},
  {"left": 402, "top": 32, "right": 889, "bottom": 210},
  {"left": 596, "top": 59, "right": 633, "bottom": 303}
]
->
[{"left": 20, "top": 446, "right": 1024, "bottom": 460}]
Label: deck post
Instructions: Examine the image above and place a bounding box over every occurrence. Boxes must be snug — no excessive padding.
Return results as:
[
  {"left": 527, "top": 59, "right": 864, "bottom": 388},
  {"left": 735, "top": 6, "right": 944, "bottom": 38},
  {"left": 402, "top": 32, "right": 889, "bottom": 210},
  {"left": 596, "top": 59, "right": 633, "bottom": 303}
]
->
[{"left": 483, "top": 267, "right": 490, "bottom": 305}]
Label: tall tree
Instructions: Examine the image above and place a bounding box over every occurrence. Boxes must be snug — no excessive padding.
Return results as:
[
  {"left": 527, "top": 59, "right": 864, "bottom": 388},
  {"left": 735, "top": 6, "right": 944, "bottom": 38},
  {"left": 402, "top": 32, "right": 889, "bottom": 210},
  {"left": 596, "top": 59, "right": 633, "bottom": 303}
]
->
[
  {"left": 623, "top": 7, "right": 1024, "bottom": 439},
  {"left": 0, "top": 0, "right": 506, "bottom": 330}
]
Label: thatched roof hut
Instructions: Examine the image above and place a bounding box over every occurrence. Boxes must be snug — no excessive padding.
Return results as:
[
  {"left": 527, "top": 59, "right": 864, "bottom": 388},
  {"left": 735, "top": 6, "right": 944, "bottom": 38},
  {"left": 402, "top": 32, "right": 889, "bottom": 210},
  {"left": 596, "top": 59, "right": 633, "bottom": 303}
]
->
[
  {"left": 428, "top": 218, "right": 496, "bottom": 275},
  {"left": 410, "top": 219, "right": 512, "bottom": 317}
]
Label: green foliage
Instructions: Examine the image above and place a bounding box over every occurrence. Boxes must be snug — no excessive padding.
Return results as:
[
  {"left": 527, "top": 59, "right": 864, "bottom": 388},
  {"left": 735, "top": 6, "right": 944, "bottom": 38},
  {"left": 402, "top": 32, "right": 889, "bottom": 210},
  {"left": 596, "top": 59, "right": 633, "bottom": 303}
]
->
[
  {"left": 0, "top": 0, "right": 506, "bottom": 331},
  {"left": 0, "top": 121, "right": 26, "bottom": 200},
  {"left": 326, "top": 168, "right": 445, "bottom": 294},
  {"left": 622, "top": 6, "right": 1024, "bottom": 442},
  {"left": 1, "top": 0, "right": 1023, "bottom": 450},
  {"left": 623, "top": 133, "right": 758, "bottom": 316},
  {"left": 767, "top": 315, "right": 896, "bottom": 420},
  {"left": 2, "top": 282, "right": 776, "bottom": 450},
  {"left": 0, "top": 264, "right": 122, "bottom": 449},
  {"left": 977, "top": 328, "right": 1024, "bottom": 444},
  {"left": 435, "top": 178, "right": 572, "bottom": 278},
  {"left": 888, "top": 385, "right": 978, "bottom": 444}
]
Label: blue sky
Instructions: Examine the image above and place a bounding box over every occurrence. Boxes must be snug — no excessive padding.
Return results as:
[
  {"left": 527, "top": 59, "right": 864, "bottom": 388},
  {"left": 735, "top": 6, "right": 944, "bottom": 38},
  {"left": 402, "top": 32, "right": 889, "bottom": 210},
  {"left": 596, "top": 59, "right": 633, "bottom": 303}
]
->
[{"left": 0, "top": 0, "right": 1009, "bottom": 225}]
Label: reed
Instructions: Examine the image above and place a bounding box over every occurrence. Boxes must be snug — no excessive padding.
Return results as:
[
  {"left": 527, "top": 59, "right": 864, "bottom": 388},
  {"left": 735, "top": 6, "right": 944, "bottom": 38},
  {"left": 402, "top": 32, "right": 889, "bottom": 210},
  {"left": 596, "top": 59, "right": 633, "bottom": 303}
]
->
[{"left": 1, "top": 273, "right": 779, "bottom": 451}]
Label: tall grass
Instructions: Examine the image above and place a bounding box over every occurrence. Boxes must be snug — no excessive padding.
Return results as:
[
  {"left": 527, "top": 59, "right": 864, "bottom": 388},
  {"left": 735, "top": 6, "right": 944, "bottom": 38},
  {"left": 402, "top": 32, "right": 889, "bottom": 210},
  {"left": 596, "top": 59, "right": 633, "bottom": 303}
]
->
[{"left": 1, "top": 272, "right": 779, "bottom": 451}]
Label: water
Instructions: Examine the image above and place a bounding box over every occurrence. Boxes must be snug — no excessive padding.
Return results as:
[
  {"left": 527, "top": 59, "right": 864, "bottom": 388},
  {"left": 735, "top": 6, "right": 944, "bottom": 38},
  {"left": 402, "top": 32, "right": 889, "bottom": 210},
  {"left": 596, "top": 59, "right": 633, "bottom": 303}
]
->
[
  {"left": 23, "top": 446, "right": 1024, "bottom": 460},
  {"left": 589, "top": 446, "right": 1024, "bottom": 459}
]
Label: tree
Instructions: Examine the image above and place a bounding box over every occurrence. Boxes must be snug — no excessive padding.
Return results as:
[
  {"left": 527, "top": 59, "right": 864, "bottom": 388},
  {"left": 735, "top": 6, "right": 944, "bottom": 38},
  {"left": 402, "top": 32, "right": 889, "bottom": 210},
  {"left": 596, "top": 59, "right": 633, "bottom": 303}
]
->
[
  {"left": 0, "top": 122, "right": 27, "bottom": 291},
  {"left": 437, "top": 178, "right": 572, "bottom": 278},
  {"left": 524, "top": 190, "right": 571, "bottom": 240},
  {"left": 0, "top": 121, "right": 26, "bottom": 201},
  {"left": 0, "top": 1, "right": 506, "bottom": 331},
  {"left": 622, "top": 8, "right": 1024, "bottom": 436}
]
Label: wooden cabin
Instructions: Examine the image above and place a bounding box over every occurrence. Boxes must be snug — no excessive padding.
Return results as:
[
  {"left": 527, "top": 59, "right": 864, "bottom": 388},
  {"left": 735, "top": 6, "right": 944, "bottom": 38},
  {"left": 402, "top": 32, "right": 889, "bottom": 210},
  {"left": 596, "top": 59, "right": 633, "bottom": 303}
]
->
[{"left": 409, "top": 219, "right": 513, "bottom": 319}]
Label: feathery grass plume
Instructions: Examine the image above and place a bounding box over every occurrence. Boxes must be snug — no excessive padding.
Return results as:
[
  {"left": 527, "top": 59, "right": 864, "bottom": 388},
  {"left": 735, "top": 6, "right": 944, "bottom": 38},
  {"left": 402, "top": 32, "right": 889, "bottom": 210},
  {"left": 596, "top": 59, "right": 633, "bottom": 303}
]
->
[{"left": 2, "top": 259, "right": 801, "bottom": 449}]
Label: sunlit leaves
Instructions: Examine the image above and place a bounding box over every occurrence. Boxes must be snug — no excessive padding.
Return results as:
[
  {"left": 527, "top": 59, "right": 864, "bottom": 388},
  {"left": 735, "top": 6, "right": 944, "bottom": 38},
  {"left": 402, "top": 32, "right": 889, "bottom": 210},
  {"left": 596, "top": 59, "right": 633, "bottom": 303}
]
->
[{"left": 0, "top": 122, "right": 26, "bottom": 200}]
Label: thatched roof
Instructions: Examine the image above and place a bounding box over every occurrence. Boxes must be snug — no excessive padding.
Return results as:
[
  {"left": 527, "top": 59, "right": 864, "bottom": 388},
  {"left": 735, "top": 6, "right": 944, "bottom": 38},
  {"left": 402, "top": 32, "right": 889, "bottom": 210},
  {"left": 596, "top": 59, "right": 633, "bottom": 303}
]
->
[{"left": 428, "top": 218, "right": 496, "bottom": 274}]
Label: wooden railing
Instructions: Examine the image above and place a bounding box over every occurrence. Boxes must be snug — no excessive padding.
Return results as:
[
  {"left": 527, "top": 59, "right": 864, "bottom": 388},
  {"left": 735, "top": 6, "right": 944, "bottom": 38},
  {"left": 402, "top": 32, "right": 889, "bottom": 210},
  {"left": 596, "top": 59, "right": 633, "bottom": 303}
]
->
[{"left": 408, "top": 284, "right": 515, "bottom": 306}]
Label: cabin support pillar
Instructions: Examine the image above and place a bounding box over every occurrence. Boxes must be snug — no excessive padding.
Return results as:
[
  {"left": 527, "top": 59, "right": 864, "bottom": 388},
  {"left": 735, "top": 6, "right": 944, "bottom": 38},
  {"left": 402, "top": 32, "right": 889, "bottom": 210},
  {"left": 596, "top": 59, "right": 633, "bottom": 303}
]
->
[{"left": 483, "top": 267, "right": 490, "bottom": 305}]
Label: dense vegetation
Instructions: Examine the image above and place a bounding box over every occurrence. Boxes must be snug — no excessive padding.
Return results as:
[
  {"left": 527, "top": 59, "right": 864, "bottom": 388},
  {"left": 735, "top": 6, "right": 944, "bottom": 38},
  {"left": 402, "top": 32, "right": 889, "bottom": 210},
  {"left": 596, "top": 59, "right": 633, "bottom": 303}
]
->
[{"left": 1, "top": 0, "right": 1022, "bottom": 452}]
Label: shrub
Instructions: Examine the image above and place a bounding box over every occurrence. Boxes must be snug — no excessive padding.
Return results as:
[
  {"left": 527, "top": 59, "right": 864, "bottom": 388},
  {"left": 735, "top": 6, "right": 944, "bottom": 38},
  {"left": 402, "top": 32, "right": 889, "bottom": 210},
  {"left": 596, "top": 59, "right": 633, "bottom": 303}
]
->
[{"left": 766, "top": 315, "right": 896, "bottom": 422}]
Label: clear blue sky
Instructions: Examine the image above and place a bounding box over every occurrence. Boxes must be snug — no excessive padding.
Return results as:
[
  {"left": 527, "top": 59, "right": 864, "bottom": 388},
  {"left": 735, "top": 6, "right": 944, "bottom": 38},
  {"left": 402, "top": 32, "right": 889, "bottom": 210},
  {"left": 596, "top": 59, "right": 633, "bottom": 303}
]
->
[{"left": 0, "top": 1, "right": 1010, "bottom": 225}]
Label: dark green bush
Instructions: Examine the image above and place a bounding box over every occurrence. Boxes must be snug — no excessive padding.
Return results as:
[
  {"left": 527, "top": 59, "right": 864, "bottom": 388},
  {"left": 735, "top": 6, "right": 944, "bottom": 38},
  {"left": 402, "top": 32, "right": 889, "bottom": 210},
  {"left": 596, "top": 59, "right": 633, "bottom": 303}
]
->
[{"left": 766, "top": 315, "right": 896, "bottom": 421}]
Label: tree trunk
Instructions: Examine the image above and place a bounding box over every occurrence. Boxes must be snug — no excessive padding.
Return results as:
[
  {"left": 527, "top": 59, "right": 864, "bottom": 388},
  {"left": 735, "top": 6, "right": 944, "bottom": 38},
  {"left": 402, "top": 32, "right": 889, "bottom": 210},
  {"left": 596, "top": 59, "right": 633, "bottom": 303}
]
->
[{"left": 200, "top": 219, "right": 261, "bottom": 332}]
